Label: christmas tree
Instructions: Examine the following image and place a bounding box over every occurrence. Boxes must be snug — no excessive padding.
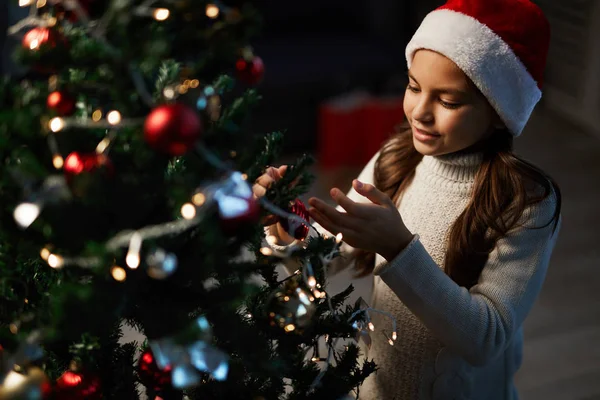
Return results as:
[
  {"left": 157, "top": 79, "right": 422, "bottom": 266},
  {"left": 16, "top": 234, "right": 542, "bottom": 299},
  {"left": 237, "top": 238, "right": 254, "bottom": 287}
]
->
[{"left": 0, "top": 1, "right": 378, "bottom": 399}]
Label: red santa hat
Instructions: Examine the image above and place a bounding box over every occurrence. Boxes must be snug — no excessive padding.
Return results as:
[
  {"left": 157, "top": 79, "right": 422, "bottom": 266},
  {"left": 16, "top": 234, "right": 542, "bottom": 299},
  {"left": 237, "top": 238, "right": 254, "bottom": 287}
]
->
[{"left": 405, "top": 0, "right": 551, "bottom": 136}]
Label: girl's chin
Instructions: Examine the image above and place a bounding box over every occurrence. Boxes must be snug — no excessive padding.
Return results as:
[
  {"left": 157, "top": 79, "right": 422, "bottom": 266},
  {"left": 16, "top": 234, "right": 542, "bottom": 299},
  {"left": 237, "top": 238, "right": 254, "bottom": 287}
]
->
[{"left": 413, "top": 138, "right": 443, "bottom": 156}]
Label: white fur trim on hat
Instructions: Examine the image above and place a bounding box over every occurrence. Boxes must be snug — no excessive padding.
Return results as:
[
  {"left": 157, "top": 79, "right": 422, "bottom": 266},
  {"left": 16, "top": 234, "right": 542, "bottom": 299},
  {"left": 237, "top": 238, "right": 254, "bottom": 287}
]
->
[{"left": 405, "top": 9, "right": 541, "bottom": 136}]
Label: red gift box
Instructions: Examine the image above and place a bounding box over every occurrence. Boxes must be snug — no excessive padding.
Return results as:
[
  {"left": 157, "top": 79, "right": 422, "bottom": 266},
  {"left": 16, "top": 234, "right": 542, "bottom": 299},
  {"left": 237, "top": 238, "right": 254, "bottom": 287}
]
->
[{"left": 318, "top": 92, "right": 405, "bottom": 170}]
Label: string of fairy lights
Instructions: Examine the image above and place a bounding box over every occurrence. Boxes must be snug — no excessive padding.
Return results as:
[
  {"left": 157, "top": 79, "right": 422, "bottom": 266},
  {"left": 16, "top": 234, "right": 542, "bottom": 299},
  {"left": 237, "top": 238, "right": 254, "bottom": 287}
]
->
[{"left": 6, "top": 0, "right": 400, "bottom": 394}]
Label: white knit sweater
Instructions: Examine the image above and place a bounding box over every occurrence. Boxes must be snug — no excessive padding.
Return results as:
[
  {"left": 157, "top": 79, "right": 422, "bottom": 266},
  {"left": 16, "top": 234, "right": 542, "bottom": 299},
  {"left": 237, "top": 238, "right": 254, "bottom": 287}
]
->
[{"left": 275, "top": 149, "right": 561, "bottom": 399}]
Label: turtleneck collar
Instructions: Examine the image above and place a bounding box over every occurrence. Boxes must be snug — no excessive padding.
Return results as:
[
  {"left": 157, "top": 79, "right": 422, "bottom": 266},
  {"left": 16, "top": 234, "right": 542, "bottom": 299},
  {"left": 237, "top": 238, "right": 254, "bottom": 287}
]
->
[{"left": 417, "top": 151, "right": 484, "bottom": 193}]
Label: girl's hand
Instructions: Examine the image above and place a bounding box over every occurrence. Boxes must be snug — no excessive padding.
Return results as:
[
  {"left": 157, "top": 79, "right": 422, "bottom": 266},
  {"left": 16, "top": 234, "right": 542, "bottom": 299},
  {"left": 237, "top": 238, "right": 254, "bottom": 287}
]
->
[
  {"left": 253, "top": 165, "right": 289, "bottom": 227},
  {"left": 308, "top": 179, "right": 414, "bottom": 262}
]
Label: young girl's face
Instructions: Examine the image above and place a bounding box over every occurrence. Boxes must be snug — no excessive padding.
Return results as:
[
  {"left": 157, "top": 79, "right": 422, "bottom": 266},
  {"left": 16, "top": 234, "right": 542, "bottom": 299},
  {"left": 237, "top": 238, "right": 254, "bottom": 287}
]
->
[{"left": 403, "top": 49, "right": 500, "bottom": 156}]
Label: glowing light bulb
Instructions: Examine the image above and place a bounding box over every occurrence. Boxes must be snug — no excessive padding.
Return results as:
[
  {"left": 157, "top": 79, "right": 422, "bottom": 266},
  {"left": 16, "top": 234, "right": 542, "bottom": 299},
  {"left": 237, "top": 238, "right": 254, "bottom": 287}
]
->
[
  {"left": 40, "top": 247, "right": 51, "bottom": 260},
  {"left": 307, "top": 276, "right": 317, "bottom": 288},
  {"left": 107, "top": 111, "right": 121, "bottom": 125},
  {"left": 49, "top": 117, "right": 65, "bottom": 132},
  {"left": 92, "top": 109, "right": 102, "bottom": 122},
  {"left": 336, "top": 232, "right": 343, "bottom": 243},
  {"left": 241, "top": 173, "right": 248, "bottom": 180},
  {"left": 3, "top": 371, "right": 26, "bottom": 390},
  {"left": 111, "top": 266, "right": 126, "bottom": 282},
  {"left": 125, "top": 253, "right": 140, "bottom": 269},
  {"left": 368, "top": 322, "right": 375, "bottom": 331},
  {"left": 206, "top": 4, "right": 220, "bottom": 19},
  {"left": 388, "top": 339, "right": 394, "bottom": 346},
  {"left": 52, "top": 155, "right": 64, "bottom": 169},
  {"left": 190, "top": 79, "right": 200, "bottom": 88},
  {"left": 29, "top": 39, "right": 39, "bottom": 50},
  {"left": 153, "top": 8, "right": 170, "bottom": 21},
  {"left": 392, "top": 331, "right": 397, "bottom": 341},
  {"left": 192, "top": 192, "right": 206, "bottom": 206},
  {"left": 284, "top": 324, "right": 295, "bottom": 332},
  {"left": 19, "top": 0, "right": 33, "bottom": 6},
  {"left": 163, "top": 87, "right": 175, "bottom": 99},
  {"left": 47, "top": 254, "right": 64, "bottom": 269},
  {"left": 13, "top": 202, "right": 40, "bottom": 228},
  {"left": 181, "top": 203, "right": 196, "bottom": 219},
  {"left": 96, "top": 137, "right": 111, "bottom": 154},
  {"left": 260, "top": 247, "right": 273, "bottom": 256}
]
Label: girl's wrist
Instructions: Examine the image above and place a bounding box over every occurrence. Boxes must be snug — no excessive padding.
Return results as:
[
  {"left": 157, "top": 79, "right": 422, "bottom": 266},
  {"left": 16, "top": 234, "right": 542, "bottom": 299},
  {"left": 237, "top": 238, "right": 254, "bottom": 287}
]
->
[{"left": 383, "top": 230, "right": 414, "bottom": 262}]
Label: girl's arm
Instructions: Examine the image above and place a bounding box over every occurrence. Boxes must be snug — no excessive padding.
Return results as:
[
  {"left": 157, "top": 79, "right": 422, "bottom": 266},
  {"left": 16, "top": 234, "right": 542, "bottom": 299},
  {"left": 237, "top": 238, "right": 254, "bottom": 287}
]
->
[
  {"left": 270, "top": 151, "right": 381, "bottom": 276},
  {"left": 373, "top": 192, "right": 561, "bottom": 366}
]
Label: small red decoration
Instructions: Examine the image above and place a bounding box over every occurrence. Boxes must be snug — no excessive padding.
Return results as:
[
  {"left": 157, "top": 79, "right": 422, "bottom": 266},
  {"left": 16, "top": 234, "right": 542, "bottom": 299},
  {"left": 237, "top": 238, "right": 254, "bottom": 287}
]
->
[
  {"left": 137, "top": 349, "right": 173, "bottom": 392},
  {"left": 64, "top": 152, "right": 113, "bottom": 181},
  {"left": 144, "top": 104, "right": 203, "bottom": 156},
  {"left": 279, "top": 199, "right": 310, "bottom": 240},
  {"left": 235, "top": 56, "right": 265, "bottom": 85},
  {"left": 54, "top": 370, "right": 102, "bottom": 400},
  {"left": 47, "top": 91, "right": 76, "bottom": 116},
  {"left": 22, "top": 27, "right": 62, "bottom": 51}
]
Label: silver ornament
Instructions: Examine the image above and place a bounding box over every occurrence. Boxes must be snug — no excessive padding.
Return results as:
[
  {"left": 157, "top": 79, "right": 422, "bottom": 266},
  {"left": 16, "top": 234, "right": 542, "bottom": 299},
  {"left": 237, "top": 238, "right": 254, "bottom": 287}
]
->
[{"left": 146, "top": 249, "right": 178, "bottom": 279}]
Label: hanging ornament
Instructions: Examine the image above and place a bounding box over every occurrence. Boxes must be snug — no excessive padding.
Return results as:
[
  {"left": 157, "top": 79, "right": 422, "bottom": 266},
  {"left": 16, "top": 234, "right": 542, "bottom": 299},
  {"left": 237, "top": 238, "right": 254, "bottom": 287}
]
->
[
  {"left": 149, "top": 316, "right": 229, "bottom": 389},
  {"left": 235, "top": 48, "right": 265, "bottom": 85},
  {"left": 47, "top": 91, "right": 76, "bottom": 116},
  {"left": 266, "top": 278, "right": 317, "bottom": 334},
  {"left": 54, "top": 369, "right": 101, "bottom": 400},
  {"left": 195, "top": 86, "right": 221, "bottom": 122},
  {"left": 279, "top": 199, "right": 310, "bottom": 240},
  {"left": 22, "top": 27, "right": 62, "bottom": 52},
  {"left": 144, "top": 104, "right": 203, "bottom": 156},
  {"left": 146, "top": 249, "right": 178, "bottom": 280},
  {"left": 0, "top": 367, "right": 51, "bottom": 400},
  {"left": 137, "top": 349, "right": 172, "bottom": 392},
  {"left": 63, "top": 152, "right": 113, "bottom": 182},
  {"left": 214, "top": 172, "right": 261, "bottom": 233}
]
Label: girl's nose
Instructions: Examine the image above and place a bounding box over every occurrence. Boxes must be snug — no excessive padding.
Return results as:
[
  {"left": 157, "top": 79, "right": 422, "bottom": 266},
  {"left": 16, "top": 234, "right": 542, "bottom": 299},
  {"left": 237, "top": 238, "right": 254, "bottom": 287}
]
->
[{"left": 411, "top": 97, "right": 434, "bottom": 124}]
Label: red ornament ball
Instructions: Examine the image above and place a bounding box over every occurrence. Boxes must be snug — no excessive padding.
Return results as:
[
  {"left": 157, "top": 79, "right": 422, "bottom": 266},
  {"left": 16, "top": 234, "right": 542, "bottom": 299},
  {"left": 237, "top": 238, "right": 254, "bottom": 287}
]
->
[
  {"left": 22, "top": 27, "right": 61, "bottom": 51},
  {"left": 279, "top": 199, "right": 310, "bottom": 240},
  {"left": 235, "top": 56, "right": 265, "bottom": 85},
  {"left": 47, "top": 91, "right": 76, "bottom": 116},
  {"left": 64, "top": 152, "right": 113, "bottom": 181},
  {"left": 144, "top": 104, "right": 203, "bottom": 156},
  {"left": 137, "top": 349, "right": 173, "bottom": 392},
  {"left": 55, "top": 370, "right": 102, "bottom": 400}
]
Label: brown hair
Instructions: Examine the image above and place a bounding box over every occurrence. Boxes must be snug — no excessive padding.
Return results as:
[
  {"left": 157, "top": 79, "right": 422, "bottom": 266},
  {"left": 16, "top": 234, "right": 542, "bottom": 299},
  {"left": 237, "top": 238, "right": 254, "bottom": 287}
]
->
[{"left": 352, "top": 121, "right": 562, "bottom": 288}]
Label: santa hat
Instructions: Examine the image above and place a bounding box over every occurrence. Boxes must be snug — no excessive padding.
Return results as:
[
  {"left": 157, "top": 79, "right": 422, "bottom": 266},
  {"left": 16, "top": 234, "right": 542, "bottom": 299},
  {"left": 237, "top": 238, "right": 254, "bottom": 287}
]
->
[{"left": 405, "top": 0, "right": 551, "bottom": 136}]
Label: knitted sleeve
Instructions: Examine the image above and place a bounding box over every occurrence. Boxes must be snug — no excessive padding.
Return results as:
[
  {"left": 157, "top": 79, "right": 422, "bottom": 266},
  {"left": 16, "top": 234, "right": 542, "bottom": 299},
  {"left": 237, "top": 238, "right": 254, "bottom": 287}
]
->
[
  {"left": 273, "top": 151, "right": 381, "bottom": 276},
  {"left": 372, "top": 191, "right": 561, "bottom": 366}
]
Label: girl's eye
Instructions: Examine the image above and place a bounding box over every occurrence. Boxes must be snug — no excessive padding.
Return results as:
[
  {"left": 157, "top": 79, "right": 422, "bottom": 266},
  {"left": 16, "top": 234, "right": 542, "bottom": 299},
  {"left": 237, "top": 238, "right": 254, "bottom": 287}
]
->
[
  {"left": 407, "top": 85, "right": 420, "bottom": 93},
  {"left": 440, "top": 100, "right": 461, "bottom": 109}
]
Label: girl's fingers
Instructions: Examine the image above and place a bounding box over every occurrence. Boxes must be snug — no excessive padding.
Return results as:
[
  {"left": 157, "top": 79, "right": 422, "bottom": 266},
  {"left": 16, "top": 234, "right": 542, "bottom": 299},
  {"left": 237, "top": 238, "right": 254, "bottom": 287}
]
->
[
  {"left": 255, "top": 174, "right": 275, "bottom": 190},
  {"left": 309, "top": 197, "right": 360, "bottom": 230},
  {"left": 309, "top": 207, "right": 339, "bottom": 235},
  {"left": 330, "top": 188, "right": 368, "bottom": 218}
]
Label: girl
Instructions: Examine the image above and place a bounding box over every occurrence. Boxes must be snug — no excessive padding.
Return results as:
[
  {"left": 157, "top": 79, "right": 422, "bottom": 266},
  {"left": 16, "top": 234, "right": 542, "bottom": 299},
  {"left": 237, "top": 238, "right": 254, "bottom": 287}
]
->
[{"left": 254, "top": 0, "right": 562, "bottom": 398}]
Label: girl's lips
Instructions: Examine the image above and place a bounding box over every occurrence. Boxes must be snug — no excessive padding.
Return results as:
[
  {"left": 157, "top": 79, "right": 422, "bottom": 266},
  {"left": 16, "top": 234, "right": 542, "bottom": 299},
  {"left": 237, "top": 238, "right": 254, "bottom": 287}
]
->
[{"left": 413, "top": 127, "right": 441, "bottom": 142}]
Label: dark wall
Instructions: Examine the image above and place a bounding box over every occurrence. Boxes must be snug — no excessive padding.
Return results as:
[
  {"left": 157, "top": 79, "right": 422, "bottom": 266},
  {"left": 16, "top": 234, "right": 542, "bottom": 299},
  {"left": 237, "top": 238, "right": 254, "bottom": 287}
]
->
[{"left": 249, "top": 1, "right": 422, "bottom": 153}]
